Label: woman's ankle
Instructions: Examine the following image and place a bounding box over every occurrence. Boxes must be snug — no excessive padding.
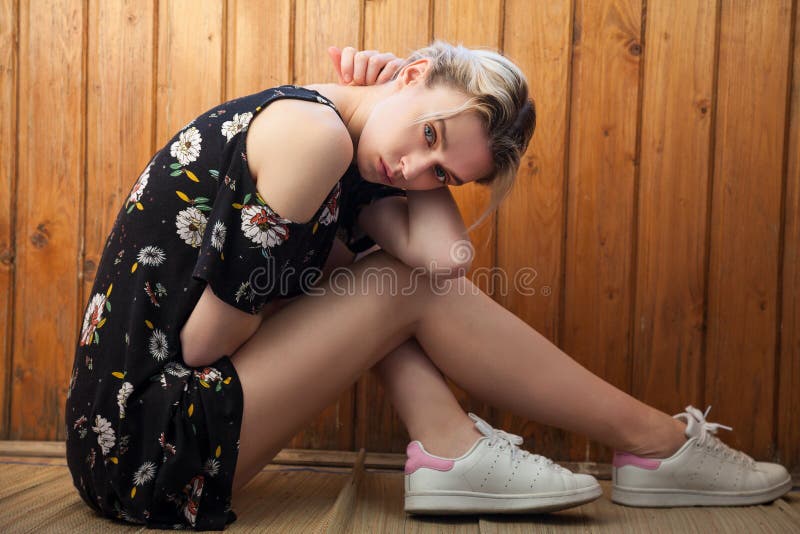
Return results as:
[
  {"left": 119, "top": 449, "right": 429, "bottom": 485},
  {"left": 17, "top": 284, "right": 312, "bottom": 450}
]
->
[
  {"left": 623, "top": 415, "right": 688, "bottom": 459},
  {"left": 411, "top": 417, "right": 483, "bottom": 459}
]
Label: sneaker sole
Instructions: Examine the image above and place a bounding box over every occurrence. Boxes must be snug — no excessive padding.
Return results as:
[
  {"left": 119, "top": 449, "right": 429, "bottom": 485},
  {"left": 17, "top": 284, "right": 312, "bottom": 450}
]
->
[
  {"left": 405, "top": 484, "right": 602, "bottom": 515},
  {"left": 611, "top": 477, "right": 793, "bottom": 507}
]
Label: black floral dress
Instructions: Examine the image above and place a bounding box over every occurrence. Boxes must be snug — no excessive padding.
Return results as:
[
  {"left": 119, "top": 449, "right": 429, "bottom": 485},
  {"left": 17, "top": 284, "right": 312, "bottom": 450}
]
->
[{"left": 64, "top": 85, "right": 407, "bottom": 530}]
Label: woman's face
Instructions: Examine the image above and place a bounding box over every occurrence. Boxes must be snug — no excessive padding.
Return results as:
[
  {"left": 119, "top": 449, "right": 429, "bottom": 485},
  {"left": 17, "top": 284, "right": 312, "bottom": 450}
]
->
[{"left": 356, "top": 69, "right": 494, "bottom": 191}]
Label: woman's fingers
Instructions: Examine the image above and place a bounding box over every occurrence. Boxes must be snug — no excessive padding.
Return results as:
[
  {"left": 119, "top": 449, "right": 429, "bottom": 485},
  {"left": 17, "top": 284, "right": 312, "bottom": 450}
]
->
[
  {"left": 363, "top": 52, "right": 400, "bottom": 85},
  {"left": 326, "top": 46, "right": 346, "bottom": 84},
  {"left": 329, "top": 46, "right": 401, "bottom": 86},
  {"left": 339, "top": 46, "right": 358, "bottom": 83},
  {"left": 351, "top": 50, "right": 379, "bottom": 85},
  {"left": 375, "top": 57, "right": 404, "bottom": 84}
]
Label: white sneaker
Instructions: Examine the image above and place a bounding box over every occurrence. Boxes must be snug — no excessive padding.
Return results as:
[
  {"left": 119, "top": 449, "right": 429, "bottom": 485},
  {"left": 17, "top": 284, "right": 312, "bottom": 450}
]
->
[
  {"left": 612, "top": 405, "right": 793, "bottom": 507},
  {"left": 404, "top": 413, "right": 602, "bottom": 515}
]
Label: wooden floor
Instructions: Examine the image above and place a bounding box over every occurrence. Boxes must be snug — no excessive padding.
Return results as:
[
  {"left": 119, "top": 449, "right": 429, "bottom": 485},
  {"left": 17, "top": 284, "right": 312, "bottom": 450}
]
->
[{"left": 1, "top": 454, "right": 798, "bottom": 533}]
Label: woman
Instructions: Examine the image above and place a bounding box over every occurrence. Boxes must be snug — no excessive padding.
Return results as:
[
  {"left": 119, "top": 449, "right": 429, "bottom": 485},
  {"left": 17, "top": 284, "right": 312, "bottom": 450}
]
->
[{"left": 65, "top": 41, "right": 791, "bottom": 530}]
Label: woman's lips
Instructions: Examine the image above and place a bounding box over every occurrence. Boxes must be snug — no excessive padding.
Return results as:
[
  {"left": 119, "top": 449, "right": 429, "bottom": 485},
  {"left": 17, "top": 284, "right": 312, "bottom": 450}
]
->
[{"left": 379, "top": 158, "right": 393, "bottom": 184}]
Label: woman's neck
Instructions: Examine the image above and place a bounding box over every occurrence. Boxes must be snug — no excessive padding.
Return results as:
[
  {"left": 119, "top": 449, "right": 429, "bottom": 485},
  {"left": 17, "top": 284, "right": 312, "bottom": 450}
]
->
[{"left": 302, "top": 81, "right": 398, "bottom": 157}]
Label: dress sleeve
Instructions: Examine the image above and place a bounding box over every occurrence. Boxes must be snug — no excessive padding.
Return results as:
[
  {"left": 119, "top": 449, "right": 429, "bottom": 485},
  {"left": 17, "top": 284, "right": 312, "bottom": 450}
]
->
[
  {"left": 191, "top": 139, "right": 298, "bottom": 316},
  {"left": 336, "top": 172, "right": 407, "bottom": 254}
]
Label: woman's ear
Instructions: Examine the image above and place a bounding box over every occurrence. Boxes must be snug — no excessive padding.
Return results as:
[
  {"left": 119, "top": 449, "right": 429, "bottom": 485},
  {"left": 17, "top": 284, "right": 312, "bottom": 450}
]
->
[{"left": 398, "top": 58, "right": 432, "bottom": 87}]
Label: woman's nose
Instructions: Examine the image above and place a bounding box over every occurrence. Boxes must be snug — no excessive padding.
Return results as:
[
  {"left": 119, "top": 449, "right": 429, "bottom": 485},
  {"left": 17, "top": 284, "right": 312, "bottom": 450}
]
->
[{"left": 400, "top": 155, "right": 432, "bottom": 184}]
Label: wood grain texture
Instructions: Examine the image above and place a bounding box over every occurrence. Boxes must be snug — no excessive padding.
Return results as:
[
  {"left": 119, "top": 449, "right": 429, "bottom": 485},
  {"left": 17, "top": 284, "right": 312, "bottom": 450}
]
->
[
  {"left": 294, "top": 0, "right": 361, "bottom": 85},
  {"left": 155, "top": 0, "right": 224, "bottom": 149},
  {"left": 0, "top": 0, "right": 17, "bottom": 439},
  {"left": 314, "top": 448, "right": 365, "bottom": 533},
  {"left": 364, "top": 0, "right": 429, "bottom": 57},
  {"left": 0, "top": 459, "right": 797, "bottom": 532},
  {"left": 225, "top": 0, "right": 292, "bottom": 99},
  {"left": 494, "top": 0, "right": 573, "bottom": 463},
  {"left": 12, "top": 0, "right": 84, "bottom": 440},
  {"left": 705, "top": 0, "right": 792, "bottom": 458},
  {"left": 778, "top": 0, "right": 799, "bottom": 475},
  {"left": 289, "top": 0, "right": 361, "bottom": 451},
  {"left": 355, "top": 0, "right": 431, "bottom": 455},
  {"left": 631, "top": 1, "right": 716, "bottom": 414},
  {"left": 1, "top": 0, "right": 798, "bottom": 475},
  {"left": 561, "top": 0, "right": 643, "bottom": 461}
]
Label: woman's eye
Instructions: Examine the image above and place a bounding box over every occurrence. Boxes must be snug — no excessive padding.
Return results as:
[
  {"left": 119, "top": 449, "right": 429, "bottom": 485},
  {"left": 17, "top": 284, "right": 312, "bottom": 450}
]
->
[
  {"left": 424, "top": 124, "right": 448, "bottom": 184},
  {"left": 424, "top": 123, "right": 435, "bottom": 144}
]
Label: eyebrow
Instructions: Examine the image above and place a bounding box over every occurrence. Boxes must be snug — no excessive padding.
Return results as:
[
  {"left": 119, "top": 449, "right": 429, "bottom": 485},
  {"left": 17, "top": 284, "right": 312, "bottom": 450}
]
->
[{"left": 436, "top": 120, "right": 465, "bottom": 185}]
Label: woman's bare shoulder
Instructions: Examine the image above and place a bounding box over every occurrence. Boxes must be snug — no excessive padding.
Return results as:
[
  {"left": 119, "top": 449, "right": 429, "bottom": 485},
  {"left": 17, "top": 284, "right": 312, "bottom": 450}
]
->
[{"left": 245, "top": 99, "right": 353, "bottom": 224}]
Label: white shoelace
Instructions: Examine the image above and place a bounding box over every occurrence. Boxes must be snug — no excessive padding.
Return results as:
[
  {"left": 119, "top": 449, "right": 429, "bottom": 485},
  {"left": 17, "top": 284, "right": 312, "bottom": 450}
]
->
[
  {"left": 682, "top": 406, "right": 754, "bottom": 466},
  {"left": 469, "top": 413, "right": 559, "bottom": 468}
]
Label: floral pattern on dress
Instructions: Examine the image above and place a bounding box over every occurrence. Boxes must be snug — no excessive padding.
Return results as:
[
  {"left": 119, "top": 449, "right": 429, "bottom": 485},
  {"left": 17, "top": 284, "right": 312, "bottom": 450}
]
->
[
  {"left": 210, "top": 220, "right": 226, "bottom": 251},
  {"left": 170, "top": 126, "right": 202, "bottom": 166},
  {"left": 221, "top": 111, "right": 253, "bottom": 141},
  {"left": 65, "top": 84, "right": 407, "bottom": 530},
  {"left": 175, "top": 206, "right": 208, "bottom": 248},
  {"left": 148, "top": 328, "right": 169, "bottom": 361},
  {"left": 240, "top": 203, "right": 292, "bottom": 251},
  {"left": 92, "top": 414, "right": 116, "bottom": 456},
  {"left": 80, "top": 285, "right": 112, "bottom": 346},
  {"left": 117, "top": 382, "right": 133, "bottom": 419},
  {"left": 136, "top": 246, "right": 166, "bottom": 267},
  {"left": 319, "top": 181, "right": 341, "bottom": 226},
  {"left": 133, "top": 461, "right": 157, "bottom": 486},
  {"left": 143, "top": 281, "right": 167, "bottom": 308},
  {"left": 126, "top": 164, "right": 150, "bottom": 213}
]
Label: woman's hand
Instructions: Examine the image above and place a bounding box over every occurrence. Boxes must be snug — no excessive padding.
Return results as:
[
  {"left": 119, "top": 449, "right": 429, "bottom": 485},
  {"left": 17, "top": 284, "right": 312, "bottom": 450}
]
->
[{"left": 327, "top": 46, "right": 404, "bottom": 86}]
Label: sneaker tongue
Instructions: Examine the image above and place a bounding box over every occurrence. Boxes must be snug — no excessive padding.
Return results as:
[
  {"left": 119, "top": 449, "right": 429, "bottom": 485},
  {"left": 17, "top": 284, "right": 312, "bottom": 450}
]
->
[
  {"left": 468, "top": 412, "right": 494, "bottom": 438},
  {"left": 676, "top": 411, "right": 703, "bottom": 439}
]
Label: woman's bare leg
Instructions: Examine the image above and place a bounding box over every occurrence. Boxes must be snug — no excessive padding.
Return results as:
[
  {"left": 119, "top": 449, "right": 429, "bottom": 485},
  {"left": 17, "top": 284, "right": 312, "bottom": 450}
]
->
[
  {"left": 229, "top": 250, "right": 685, "bottom": 497},
  {"left": 370, "top": 338, "right": 484, "bottom": 457},
  {"left": 409, "top": 274, "right": 685, "bottom": 457},
  {"left": 371, "top": 333, "right": 685, "bottom": 461}
]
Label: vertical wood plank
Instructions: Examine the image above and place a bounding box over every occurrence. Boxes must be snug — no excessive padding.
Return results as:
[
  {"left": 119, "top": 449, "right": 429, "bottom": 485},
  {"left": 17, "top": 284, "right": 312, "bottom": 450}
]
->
[
  {"left": 294, "top": 0, "right": 361, "bottom": 85},
  {"left": 356, "top": 0, "right": 431, "bottom": 454},
  {"left": 225, "top": 0, "right": 291, "bottom": 99},
  {"left": 2, "top": 0, "right": 796, "bottom": 456},
  {"left": 705, "top": 0, "right": 792, "bottom": 459},
  {"left": 778, "top": 0, "right": 799, "bottom": 474},
  {"left": 632, "top": 1, "right": 717, "bottom": 415},
  {"left": 562, "top": 0, "right": 643, "bottom": 461},
  {"left": 155, "top": 0, "right": 224, "bottom": 149},
  {"left": 363, "top": 0, "right": 429, "bottom": 56},
  {"left": 430, "top": 0, "right": 503, "bottom": 447},
  {"left": 494, "top": 0, "right": 573, "bottom": 461},
  {"left": 82, "top": 1, "right": 156, "bottom": 399},
  {"left": 13, "top": 0, "right": 84, "bottom": 439},
  {"left": 0, "top": 0, "right": 17, "bottom": 439},
  {"left": 291, "top": 0, "right": 361, "bottom": 451}
]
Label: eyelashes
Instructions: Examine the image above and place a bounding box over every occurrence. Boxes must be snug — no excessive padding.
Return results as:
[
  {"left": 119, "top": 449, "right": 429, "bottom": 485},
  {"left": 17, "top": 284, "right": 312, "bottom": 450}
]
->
[{"left": 423, "top": 123, "right": 448, "bottom": 184}]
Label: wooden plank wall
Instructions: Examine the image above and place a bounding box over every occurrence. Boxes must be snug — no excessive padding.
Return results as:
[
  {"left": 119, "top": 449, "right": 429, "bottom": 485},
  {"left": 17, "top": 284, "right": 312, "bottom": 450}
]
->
[{"left": 0, "top": 0, "right": 797, "bottom": 473}]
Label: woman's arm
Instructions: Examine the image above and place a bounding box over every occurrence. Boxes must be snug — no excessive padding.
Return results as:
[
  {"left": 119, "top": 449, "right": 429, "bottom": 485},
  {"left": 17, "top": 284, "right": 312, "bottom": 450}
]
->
[
  {"left": 357, "top": 188, "right": 473, "bottom": 278},
  {"left": 328, "top": 45, "right": 471, "bottom": 277},
  {"left": 182, "top": 104, "right": 351, "bottom": 368}
]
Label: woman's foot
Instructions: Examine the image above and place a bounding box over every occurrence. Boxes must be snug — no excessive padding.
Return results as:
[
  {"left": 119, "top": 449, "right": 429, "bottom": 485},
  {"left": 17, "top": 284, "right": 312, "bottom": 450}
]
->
[
  {"left": 627, "top": 412, "right": 689, "bottom": 459},
  {"left": 411, "top": 416, "right": 485, "bottom": 459},
  {"left": 612, "top": 406, "right": 793, "bottom": 507},
  {"left": 404, "top": 413, "right": 602, "bottom": 515}
]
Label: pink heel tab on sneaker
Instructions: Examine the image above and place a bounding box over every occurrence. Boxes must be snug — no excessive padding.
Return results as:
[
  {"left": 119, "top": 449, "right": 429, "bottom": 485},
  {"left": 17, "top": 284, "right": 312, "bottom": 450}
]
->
[
  {"left": 405, "top": 441, "right": 455, "bottom": 475},
  {"left": 613, "top": 451, "right": 661, "bottom": 470}
]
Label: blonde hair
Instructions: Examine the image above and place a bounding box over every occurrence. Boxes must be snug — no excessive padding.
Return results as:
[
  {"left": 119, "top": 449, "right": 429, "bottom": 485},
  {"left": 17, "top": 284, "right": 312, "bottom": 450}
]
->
[{"left": 391, "top": 40, "right": 536, "bottom": 237}]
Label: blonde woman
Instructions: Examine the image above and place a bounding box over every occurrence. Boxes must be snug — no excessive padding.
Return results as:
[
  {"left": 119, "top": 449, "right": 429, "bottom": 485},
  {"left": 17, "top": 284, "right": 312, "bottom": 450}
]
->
[{"left": 65, "top": 42, "right": 791, "bottom": 530}]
